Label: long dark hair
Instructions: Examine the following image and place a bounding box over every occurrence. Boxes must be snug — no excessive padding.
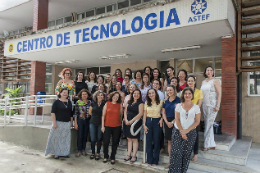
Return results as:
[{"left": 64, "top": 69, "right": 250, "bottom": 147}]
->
[
  {"left": 177, "top": 69, "right": 188, "bottom": 81},
  {"left": 180, "top": 87, "right": 194, "bottom": 103},
  {"left": 88, "top": 71, "right": 97, "bottom": 83},
  {"left": 115, "top": 69, "right": 122, "bottom": 78},
  {"left": 146, "top": 88, "right": 160, "bottom": 107},
  {"left": 143, "top": 66, "right": 153, "bottom": 77},
  {"left": 140, "top": 73, "right": 151, "bottom": 89},
  {"left": 152, "top": 68, "right": 161, "bottom": 80},
  {"left": 128, "top": 89, "right": 142, "bottom": 105},
  {"left": 203, "top": 66, "right": 214, "bottom": 78},
  {"left": 170, "top": 77, "right": 180, "bottom": 92},
  {"left": 134, "top": 70, "right": 142, "bottom": 79},
  {"left": 165, "top": 66, "right": 175, "bottom": 78},
  {"left": 187, "top": 75, "right": 196, "bottom": 89},
  {"left": 125, "top": 68, "right": 133, "bottom": 80},
  {"left": 75, "top": 71, "right": 86, "bottom": 81},
  {"left": 58, "top": 88, "right": 69, "bottom": 99}
]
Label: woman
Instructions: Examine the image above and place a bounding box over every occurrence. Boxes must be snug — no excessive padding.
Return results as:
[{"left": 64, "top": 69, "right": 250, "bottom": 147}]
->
[
  {"left": 116, "top": 81, "right": 125, "bottom": 102},
  {"left": 169, "top": 88, "right": 201, "bottom": 173},
  {"left": 55, "top": 68, "right": 75, "bottom": 96},
  {"left": 143, "top": 66, "right": 153, "bottom": 81},
  {"left": 85, "top": 72, "right": 97, "bottom": 92},
  {"left": 124, "top": 89, "right": 144, "bottom": 164},
  {"left": 152, "top": 79, "right": 165, "bottom": 100},
  {"left": 162, "top": 85, "right": 181, "bottom": 168},
  {"left": 74, "top": 71, "right": 89, "bottom": 102},
  {"left": 170, "top": 77, "right": 181, "bottom": 97},
  {"left": 101, "top": 91, "right": 123, "bottom": 164},
  {"left": 98, "top": 83, "right": 108, "bottom": 94},
  {"left": 177, "top": 69, "right": 188, "bottom": 91},
  {"left": 201, "top": 66, "right": 221, "bottom": 151},
  {"left": 164, "top": 66, "right": 175, "bottom": 91},
  {"left": 139, "top": 73, "right": 151, "bottom": 102},
  {"left": 74, "top": 89, "right": 91, "bottom": 157},
  {"left": 104, "top": 74, "right": 111, "bottom": 88},
  {"left": 91, "top": 75, "right": 104, "bottom": 94},
  {"left": 187, "top": 75, "right": 203, "bottom": 161},
  {"left": 89, "top": 90, "right": 106, "bottom": 160},
  {"left": 122, "top": 75, "right": 131, "bottom": 95},
  {"left": 122, "top": 68, "right": 133, "bottom": 85},
  {"left": 152, "top": 68, "right": 164, "bottom": 91},
  {"left": 130, "top": 70, "right": 142, "bottom": 88},
  {"left": 143, "top": 88, "right": 163, "bottom": 166},
  {"left": 45, "top": 88, "right": 73, "bottom": 159},
  {"left": 115, "top": 69, "right": 123, "bottom": 83},
  {"left": 108, "top": 75, "right": 118, "bottom": 93}
]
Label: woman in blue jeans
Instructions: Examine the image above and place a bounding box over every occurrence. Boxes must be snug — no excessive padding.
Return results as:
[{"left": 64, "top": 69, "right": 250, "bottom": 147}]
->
[
  {"left": 74, "top": 89, "right": 91, "bottom": 157},
  {"left": 143, "top": 88, "right": 163, "bottom": 166},
  {"left": 88, "top": 90, "right": 106, "bottom": 160}
]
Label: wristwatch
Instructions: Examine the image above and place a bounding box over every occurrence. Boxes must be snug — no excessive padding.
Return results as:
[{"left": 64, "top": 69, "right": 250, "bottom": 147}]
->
[{"left": 216, "top": 105, "right": 220, "bottom": 108}]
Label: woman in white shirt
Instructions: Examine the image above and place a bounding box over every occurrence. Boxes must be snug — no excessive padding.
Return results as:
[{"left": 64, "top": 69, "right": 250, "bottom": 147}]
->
[{"left": 169, "top": 87, "right": 201, "bottom": 173}]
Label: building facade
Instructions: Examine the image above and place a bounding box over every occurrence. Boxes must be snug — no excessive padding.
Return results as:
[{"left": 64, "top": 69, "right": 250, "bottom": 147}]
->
[{"left": 1, "top": 0, "right": 260, "bottom": 143}]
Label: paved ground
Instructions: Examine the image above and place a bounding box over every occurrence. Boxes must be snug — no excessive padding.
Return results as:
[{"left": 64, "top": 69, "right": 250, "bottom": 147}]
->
[{"left": 0, "top": 141, "right": 158, "bottom": 173}]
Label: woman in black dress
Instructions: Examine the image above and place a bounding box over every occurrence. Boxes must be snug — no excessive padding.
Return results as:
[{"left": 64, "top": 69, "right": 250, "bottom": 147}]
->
[
  {"left": 74, "top": 71, "right": 89, "bottom": 102},
  {"left": 124, "top": 89, "right": 144, "bottom": 164}
]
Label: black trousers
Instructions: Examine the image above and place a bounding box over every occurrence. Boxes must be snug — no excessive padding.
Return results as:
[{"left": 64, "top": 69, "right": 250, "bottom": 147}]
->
[
  {"left": 103, "top": 126, "right": 121, "bottom": 160},
  {"left": 77, "top": 117, "right": 90, "bottom": 152},
  {"left": 193, "top": 126, "right": 199, "bottom": 155}
]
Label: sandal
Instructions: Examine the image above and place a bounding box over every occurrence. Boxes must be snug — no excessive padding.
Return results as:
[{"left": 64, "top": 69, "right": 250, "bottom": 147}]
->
[
  {"left": 95, "top": 154, "right": 100, "bottom": 160},
  {"left": 90, "top": 154, "right": 95, "bottom": 160},
  {"left": 111, "top": 160, "right": 115, "bottom": 165},
  {"left": 76, "top": 152, "right": 81, "bottom": 157},
  {"left": 124, "top": 155, "right": 132, "bottom": 162},
  {"left": 54, "top": 156, "right": 59, "bottom": 159},
  {"left": 82, "top": 152, "right": 87, "bottom": 156},
  {"left": 202, "top": 148, "right": 209, "bottom": 151},
  {"left": 192, "top": 155, "right": 198, "bottom": 162},
  {"left": 103, "top": 158, "right": 108, "bottom": 163},
  {"left": 130, "top": 156, "right": 137, "bottom": 164},
  {"left": 164, "top": 163, "right": 170, "bottom": 168}
]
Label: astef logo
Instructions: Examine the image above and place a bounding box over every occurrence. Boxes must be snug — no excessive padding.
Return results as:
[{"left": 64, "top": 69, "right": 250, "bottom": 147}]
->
[{"left": 188, "top": 0, "right": 210, "bottom": 23}]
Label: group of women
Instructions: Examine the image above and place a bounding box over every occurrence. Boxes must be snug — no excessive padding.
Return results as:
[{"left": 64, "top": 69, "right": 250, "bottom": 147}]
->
[{"left": 46, "top": 65, "right": 221, "bottom": 173}]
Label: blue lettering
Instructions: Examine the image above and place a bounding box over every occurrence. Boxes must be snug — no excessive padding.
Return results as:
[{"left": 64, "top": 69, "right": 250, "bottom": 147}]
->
[
  {"left": 193, "top": 16, "right": 197, "bottom": 22},
  {"left": 110, "top": 21, "right": 121, "bottom": 37},
  {"left": 34, "top": 38, "right": 39, "bottom": 50},
  {"left": 206, "top": 14, "right": 210, "bottom": 20},
  {"left": 17, "top": 42, "right": 22, "bottom": 53},
  {"left": 166, "top": 8, "right": 180, "bottom": 27},
  {"left": 122, "top": 20, "right": 130, "bottom": 35},
  {"left": 160, "top": 11, "right": 164, "bottom": 28},
  {"left": 91, "top": 26, "right": 99, "bottom": 40},
  {"left": 46, "top": 36, "right": 53, "bottom": 48},
  {"left": 145, "top": 13, "right": 157, "bottom": 30},
  {"left": 82, "top": 28, "right": 90, "bottom": 42},
  {"left": 40, "top": 37, "right": 46, "bottom": 49},
  {"left": 64, "top": 32, "right": 70, "bottom": 45},
  {"left": 188, "top": 17, "right": 193, "bottom": 23},
  {"left": 198, "top": 15, "right": 201, "bottom": 21},
  {"left": 56, "top": 34, "right": 63, "bottom": 46},
  {"left": 28, "top": 40, "right": 33, "bottom": 51},
  {"left": 22, "top": 41, "right": 27, "bottom": 52},
  {"left": 74, "top": 29, "right": 82, "bottom": 43},
  {"left": 131, "top": 16, "right": 143, "bottom": 33},
  {"left": 202, "top": 15, "right": 205, "bottom": 20},
  {"left": 100, "top": 24, "right": 110, "bottom": 39}
]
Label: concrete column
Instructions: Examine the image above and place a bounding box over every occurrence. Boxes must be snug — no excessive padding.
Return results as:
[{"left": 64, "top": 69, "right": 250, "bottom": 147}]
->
[
  {"left": 33, "top": 0, "right": 49, "bottom": 31},
  {"left": 221, "top": 36, "right": 237, "bottom": 137}
]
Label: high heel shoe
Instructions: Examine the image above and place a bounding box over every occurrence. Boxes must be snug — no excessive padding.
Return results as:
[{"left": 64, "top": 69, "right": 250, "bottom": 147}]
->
[{"left": 130, "top": 157, "right": 137, "bottom": 164}]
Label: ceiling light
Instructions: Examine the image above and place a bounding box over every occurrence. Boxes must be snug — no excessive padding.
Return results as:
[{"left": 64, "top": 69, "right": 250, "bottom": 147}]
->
[
  {"left": 99, "top": 54, "right": 129, "bottom": 60},
  {"left": 55, "top": 60, "right": 79, "bottom": 64},
  {"left": 161, "top": 45, "right": 201, "bottom": 53}
]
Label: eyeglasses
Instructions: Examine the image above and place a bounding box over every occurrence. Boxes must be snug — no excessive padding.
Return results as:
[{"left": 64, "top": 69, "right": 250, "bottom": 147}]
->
[{"left": 65, "top": 73, "right": 71, "bottom": 75}]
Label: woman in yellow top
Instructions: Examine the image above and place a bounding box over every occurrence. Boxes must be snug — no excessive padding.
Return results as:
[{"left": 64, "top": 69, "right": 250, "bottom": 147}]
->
[
  {"left": 187, "top": 75, "right": 203, "bottom": 162},
  {"left": 143, "top": 88, "right": 163, "bottom": 166}
]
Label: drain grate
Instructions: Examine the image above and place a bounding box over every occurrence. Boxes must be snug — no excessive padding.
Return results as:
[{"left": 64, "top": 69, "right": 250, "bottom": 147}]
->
[{"left": 102, "top": 168, "right": 127, "bottom": 173}]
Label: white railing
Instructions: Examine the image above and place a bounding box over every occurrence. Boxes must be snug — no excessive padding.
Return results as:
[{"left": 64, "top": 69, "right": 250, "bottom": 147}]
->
[
  {"left": 130, "top": 118, "right": 146, "bottom": 163},
  {"left": 0, "top": 95, "right": 63, "bottom": 126}
]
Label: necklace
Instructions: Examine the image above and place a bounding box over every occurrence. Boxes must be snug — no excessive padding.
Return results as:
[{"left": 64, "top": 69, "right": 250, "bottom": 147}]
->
[
  {"left": 60, "top": 100, "right": 68, "bottom": 108},
  {"left": 98, "top": 101, "right": 102, "bottom": 106}
]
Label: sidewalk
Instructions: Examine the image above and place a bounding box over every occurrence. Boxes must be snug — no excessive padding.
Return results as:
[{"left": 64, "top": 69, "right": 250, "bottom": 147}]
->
[{"left": 0, "top": 141, "right": 158, "bottom": 173}]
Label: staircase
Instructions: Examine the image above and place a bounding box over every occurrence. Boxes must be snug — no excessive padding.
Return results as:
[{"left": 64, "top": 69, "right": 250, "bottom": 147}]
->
[
  {"left": 239, "top": 0, "right": 260, "bottom": 72},
  {"left": 86, "top": 132, "right": 254, "bottom": 173}
]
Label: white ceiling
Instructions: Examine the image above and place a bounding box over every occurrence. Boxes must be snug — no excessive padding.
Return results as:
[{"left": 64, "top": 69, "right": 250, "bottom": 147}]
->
[
  {"left": 10, "top": 20, "right": 233, "bottom": 68},
  {"left": 0, "top": 0, "right": 118, "bottom": 35}
]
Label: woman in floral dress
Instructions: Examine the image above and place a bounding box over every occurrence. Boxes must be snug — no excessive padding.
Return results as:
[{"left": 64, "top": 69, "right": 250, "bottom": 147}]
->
[{"left": 55, "top": 68, "right": 75, "bottom": 97}]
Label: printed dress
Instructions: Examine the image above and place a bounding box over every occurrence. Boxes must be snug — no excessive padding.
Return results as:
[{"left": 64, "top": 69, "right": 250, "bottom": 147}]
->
[{"left": 55, "top": 79, "right": 75, "bottom": 95}]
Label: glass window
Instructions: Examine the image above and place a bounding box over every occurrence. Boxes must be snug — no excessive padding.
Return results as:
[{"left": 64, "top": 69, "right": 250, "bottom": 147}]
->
[
  {"left": 45, "top": 75, "right": 52, "bottom": 83},
  {"left": 87, "top": 67, "right": 99, "bottom": 75},
  {"left": 107, "top": 4, "right": 116, "bottom": 12},
  {"left": 177, "top": 60, "right": 193, "bottom": 74},
  {"left": 194, "top": 58, "right": 213, "bottom": 73},
  {"left": 46, "top": 65, "right": 52, "bottom": 74},
  {"left": 131, "top": 0, "right": 141, "bottom": 6},
  {"left": 118, "top": 0, "right": 129, "bottom": 9},
  {"left": 56, "top": 18, "right": 63, "bottom": 25},
  {"left": 27, "top": 26, "right": 33, "bottom": 31},
  {"left": 19, "top": 28, "right": 24, "bottom": 33},
  {"left": 45, "top": 84, "right": 52, "bottom": 95},
  {"left": 77, "top": 13, "right": 85, "bottom": 20},
  {"left": 86, "top": 10, "right": 95, "bottom": 17},
  {"left": 100, "top": 66, "right": 111, "bottom": 74},
  {"left": 48, "top": 21, "right": 55, "bottom": 27},
  {"left": 96, "top": 7, "right": 105, "bottom": 15},
  {"left": 0, "top": 83, "right": 2, "bottom": 94},
  {"left": 64, "top": 16, "right": 72, "bottom": 23},
  {"left": 215, "top": 57, "right": 222, "bottom": 69},
  {"left": 248, "top": 61, "right": 260, "bottom": 96},
  {"left": 144, "top": 0, "right": 152, "bottom": 2},
  {"left": 159, "top": 61, "right": 170, "bottom": 78}
]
